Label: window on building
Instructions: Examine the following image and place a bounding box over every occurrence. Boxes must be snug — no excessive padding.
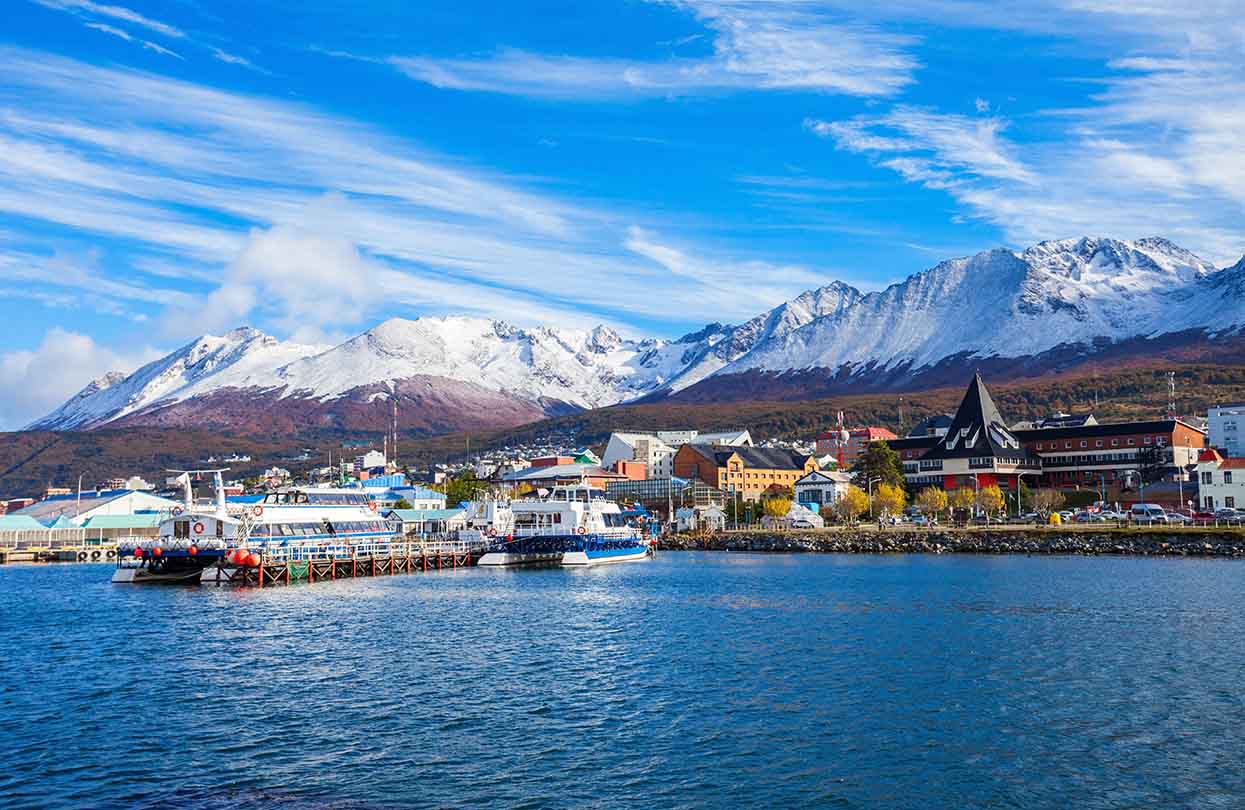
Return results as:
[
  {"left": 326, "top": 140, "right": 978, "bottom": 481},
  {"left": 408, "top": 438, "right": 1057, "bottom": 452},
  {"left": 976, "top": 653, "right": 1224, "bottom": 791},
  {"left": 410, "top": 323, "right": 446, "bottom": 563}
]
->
[
  {"left": 1205, "top": 495, "right": 1215, "bottom": 509},
  {"left": 1226, "top": 472, "right": 1234, "bottom": 485},
  {"left": 1227, "top": 496, "right": 1236, "bottom": 509},
  {"left": 1127, "top": 439, "right": 1135, "bottom": 446},
  {"left": 1080, "top": 441, "right": 1088, "bottom": 448},
  {"left": 1203, "top": 471, "right": 1214, "bottom": 484},
  {"left": 1095, "top": 440, "right": 1103, "bottom": 448},
  {"left": 1144, "top": 436, "right": 1152, "bottom": 445},
  {"left": 1036, "top": 442, "right": 1043, "bottom": 450},
  {"left": 1065, "top": 441, "right": 1073, "bottom": 449},
  {"left": 1111, "top": 439, "right": 1119, "bottom": 447}
]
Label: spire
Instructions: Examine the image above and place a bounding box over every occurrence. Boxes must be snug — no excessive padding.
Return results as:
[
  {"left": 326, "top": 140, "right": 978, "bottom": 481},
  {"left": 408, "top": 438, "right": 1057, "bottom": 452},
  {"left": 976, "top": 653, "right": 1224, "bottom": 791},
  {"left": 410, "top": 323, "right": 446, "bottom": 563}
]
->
[{"left": 921, "top": 373, "right": 1024, "bottom": 460}]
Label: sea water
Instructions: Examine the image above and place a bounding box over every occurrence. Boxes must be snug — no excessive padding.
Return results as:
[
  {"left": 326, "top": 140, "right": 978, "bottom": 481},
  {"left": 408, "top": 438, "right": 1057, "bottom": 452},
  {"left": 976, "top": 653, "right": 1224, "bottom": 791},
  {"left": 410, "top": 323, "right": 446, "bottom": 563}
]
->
[{"left": 2, "top": 552, "right": 1243, "bottom": 809}]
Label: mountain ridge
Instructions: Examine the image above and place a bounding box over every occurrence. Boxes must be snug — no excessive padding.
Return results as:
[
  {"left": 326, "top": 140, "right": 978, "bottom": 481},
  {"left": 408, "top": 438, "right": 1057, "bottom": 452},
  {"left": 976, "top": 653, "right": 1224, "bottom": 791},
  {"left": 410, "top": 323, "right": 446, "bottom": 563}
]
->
[{"left": 32, "top": 235, "right": 1245, "bottom": 435}]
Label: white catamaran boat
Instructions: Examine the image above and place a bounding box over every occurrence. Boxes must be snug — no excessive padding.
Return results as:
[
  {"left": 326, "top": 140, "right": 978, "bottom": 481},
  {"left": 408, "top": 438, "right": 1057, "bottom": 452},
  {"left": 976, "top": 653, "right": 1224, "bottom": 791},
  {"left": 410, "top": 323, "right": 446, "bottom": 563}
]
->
[
  {"left": 468, "top": 484, "right": 652, "bottom": 567},
  {"left": 112, "top": 470, "right": 401, "bottom": 585}
]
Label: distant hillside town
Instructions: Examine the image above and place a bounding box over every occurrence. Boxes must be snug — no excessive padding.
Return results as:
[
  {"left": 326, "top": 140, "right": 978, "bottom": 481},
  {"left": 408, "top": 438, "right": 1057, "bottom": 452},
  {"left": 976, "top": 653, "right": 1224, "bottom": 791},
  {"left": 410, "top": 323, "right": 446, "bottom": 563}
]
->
[{"left": 7, "top": 370, "right": 1245, "bottom": 549}]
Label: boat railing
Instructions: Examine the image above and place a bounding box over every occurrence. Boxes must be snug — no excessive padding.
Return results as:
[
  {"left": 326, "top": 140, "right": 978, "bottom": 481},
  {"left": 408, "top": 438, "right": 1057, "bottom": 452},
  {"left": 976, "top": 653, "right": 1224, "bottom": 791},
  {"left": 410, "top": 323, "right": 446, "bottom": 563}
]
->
[{"left": 233, "top": 536, "right": 481, "bottom": 565}]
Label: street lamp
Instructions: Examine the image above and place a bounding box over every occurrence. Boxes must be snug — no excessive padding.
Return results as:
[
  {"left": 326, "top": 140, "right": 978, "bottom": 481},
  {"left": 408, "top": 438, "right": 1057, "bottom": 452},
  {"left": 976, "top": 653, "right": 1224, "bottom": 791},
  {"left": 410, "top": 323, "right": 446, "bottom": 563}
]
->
[{"left": 866, "top": 476, "right": 882, "bottom": 517}]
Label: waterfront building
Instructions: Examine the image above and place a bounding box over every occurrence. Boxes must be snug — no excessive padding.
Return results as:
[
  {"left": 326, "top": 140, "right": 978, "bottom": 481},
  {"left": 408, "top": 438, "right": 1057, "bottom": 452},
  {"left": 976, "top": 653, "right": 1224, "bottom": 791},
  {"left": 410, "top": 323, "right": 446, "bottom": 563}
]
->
[
  {"left": 656, "top": 429, "right": 752, "bottom": 448},
  {"left": 793, "top": 469, "right": 854, "bottom": 509},
  {"left": 1207, "top": 405, "right": 1245, "bottom": 457},
  {"left": 902, "top": 375, "right": 1042, "bottom": 494},
  {"left": 888, "top": 375, "right": 1206, "bottom": 497},
  {"left": 815, "top": 426, "right": 898, "bottom": 465},
  {"left": 601, "top": 432, "right": 677, "bottom": 478},
  {"left": 673, "top": 444, "right": 818, "bottom": 502},
  {"left": 605, "top": 475, "right": 727, "bottom": 510},
  {"left": 501, "top": 462, "right": 629, "bottom": 490},
  {"left": 12, "top": 488, "right": 179, "bottom": 526},
  {"left": 1195, "top": 448, "right": 1245, "bottom": 511},
  {"left": 675, "top": 504, "right": 727, "bottom": 532}
]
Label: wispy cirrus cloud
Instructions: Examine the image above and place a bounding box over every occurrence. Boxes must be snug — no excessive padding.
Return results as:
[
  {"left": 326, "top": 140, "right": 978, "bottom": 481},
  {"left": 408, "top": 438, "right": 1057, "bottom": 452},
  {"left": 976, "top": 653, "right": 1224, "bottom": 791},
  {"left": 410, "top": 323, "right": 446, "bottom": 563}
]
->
[
  {"left": 391, "top": 1, "right": 919, "bottom": 99},
  {"left": 0, "top": 46, "right": 828, "bottom": 347},
  {"left": 31, "top": 0, "right": 184, "bottom": 39}
]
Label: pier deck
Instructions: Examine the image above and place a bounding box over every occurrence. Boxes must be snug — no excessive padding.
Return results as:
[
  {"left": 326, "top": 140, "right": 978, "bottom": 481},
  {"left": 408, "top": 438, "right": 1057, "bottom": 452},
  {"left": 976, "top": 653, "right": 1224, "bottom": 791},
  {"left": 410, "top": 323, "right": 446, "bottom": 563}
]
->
[{"left": 199, "top": 540, "right": 480, "bottom": 587}]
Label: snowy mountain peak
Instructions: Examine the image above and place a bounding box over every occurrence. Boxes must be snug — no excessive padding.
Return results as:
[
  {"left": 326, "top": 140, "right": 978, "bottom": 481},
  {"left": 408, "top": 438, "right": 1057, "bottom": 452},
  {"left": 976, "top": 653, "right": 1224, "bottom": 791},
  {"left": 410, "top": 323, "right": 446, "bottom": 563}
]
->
[{"left": 31, "top": 236, "right": 1245, "bottom": 433}]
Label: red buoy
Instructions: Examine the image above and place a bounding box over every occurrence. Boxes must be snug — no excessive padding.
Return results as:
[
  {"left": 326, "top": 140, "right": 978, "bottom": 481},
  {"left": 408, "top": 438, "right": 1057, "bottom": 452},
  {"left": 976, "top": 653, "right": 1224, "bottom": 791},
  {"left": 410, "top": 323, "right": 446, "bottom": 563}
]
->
[
  {"left": 152, "top": 547, "right": 163, "bottom": 557},
  {"left": 246, "top": 552, "right": 261, "bottom": 567},
  {"left": 133, "top": 547, "right": 143, "bottom": 557},
  {"left": 188, "top": 545, "right": 198, "bottom": 556}
]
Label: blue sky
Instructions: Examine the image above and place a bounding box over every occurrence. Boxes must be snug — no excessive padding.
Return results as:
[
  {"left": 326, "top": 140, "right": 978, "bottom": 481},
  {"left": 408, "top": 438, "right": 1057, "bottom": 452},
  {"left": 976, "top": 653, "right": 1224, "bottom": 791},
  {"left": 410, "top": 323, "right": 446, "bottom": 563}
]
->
[{"left": 1, "top": 0, "right": 1243, "bottom": 427}]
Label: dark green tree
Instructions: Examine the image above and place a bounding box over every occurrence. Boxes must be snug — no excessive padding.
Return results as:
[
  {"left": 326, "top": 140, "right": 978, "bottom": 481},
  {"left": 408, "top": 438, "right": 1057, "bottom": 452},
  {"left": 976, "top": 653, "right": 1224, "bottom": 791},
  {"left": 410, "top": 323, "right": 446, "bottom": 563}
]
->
[
  {"left": 851, "top": 440, "right": 905, "bottom": 490},
  {"left": 391, "top": 498, "right": 413, "bottom": 510}
]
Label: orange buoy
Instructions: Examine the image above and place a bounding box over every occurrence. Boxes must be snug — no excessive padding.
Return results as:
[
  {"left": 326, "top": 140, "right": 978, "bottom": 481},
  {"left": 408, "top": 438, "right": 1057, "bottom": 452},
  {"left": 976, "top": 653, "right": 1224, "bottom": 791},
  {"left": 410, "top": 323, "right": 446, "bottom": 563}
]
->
[
  {"left": 246, "top": 552, "right": 261, "bottom": 567},
  {"left": 152, "top": 547, "right": 163, "bottom": 557},
  {"left": 188, "top": 545, "right": 198, "bottom": 556}
]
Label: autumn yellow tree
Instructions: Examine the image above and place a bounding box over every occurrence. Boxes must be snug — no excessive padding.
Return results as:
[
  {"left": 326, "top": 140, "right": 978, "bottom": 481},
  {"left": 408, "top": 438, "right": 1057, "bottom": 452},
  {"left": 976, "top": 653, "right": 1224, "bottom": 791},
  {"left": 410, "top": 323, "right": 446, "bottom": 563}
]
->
[
  {"left": 976, "top": 484, "right": 1005, "bottom": 518},
  {"left": 872, "top": 482, "right": 906, "bottom": 517},
  {"left": 762, "top": 497, "right": 792, "bottom": 518},
  {"left": 834, "top": 486, "right": 869, "bottom": 525},
  {"left": 916, "top": 486, "right": 948, "bottom": 519},
  {"left": 948, "top": 487, "right": 976, "bottom": 522}
]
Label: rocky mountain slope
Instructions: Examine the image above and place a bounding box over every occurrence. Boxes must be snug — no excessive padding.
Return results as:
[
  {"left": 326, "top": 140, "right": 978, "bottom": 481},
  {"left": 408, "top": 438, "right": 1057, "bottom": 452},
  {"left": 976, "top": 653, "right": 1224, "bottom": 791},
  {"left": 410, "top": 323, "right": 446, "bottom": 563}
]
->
[{"left": 30, "top": 236, "right": 1245, "bottom": 434}]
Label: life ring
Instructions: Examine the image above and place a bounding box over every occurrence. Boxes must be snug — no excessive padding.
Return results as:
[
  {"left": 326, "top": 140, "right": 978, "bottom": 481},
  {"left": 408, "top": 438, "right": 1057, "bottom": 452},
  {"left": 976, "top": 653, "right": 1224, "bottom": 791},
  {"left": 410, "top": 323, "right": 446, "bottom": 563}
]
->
[
  {"left": 172, "top": 506, "right": 184, "bottom": 516},
  {"left": 485, "top": 527, "right": 496, "bottom": 538},
  {"left": 91, "top": 550, "right": 101, "bottom": 560},
  {"left": 77, "top": 551, "right": 88, "bottom": 562},
  {"left": 252, "top": 504, "right": 264, "bottom": 518},
  {"left": 193, "top": 521, "right": 206, "bottom": 535},
  {"left": 576, "top": 527, "right": 587, "bottom": 535},
  {"left": 368, "top": 502, "right": 378, "bottom": 512}
]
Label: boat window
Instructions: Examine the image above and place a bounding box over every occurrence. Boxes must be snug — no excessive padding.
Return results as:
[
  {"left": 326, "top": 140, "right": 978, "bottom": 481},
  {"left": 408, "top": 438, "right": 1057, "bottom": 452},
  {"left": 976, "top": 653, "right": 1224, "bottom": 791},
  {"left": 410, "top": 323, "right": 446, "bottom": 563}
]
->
[
  {"left": 252, "top": 525, "right": 269, "bottom": 537},
  {"left": 174, "top": 520, "right": 189, "bottom": 539},
  {"left": 324, "top": 521, "right": 336, "bottom": 535},
  {"left": 279, "top": 523, "right": 295, "bottom": 536},
  {"left": 216, "top": 521, "right": 224, "bottom": 538}
]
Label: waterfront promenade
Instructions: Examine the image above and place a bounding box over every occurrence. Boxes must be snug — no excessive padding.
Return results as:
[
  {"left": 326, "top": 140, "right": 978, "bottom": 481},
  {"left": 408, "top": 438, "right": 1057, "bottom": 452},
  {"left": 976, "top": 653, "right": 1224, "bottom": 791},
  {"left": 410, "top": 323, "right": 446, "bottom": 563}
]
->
[{"left": 664, "top": 526, "right": 1245, "bottom": 557}]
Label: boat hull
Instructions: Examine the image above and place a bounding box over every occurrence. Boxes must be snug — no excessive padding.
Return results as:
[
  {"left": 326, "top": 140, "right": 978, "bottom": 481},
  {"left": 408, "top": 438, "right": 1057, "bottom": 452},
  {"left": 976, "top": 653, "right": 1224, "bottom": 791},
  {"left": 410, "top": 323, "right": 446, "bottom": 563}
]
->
[
  {"left": 111, "top": 563, "right": 213, "bottom": 585},
  {"left": 477, "top": 551, "right": 564, "bottom": 567},
  {"left": 561, "top": 546, "right": 651, "bottom": 566}
]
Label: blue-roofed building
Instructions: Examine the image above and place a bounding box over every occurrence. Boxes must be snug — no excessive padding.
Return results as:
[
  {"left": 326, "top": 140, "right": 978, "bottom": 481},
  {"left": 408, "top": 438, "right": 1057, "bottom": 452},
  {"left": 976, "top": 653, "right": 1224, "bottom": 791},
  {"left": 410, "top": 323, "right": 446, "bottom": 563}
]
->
[{"left": 13, "top": 489, "right": 178, "bottom": 527}]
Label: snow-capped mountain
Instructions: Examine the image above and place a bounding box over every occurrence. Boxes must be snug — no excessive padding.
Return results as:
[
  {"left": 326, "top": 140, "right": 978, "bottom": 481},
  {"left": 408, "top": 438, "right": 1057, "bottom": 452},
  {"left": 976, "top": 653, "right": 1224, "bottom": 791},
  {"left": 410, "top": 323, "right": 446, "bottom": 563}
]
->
[
  {"left": 30, "top": 236, "right": 1245, "bottom": 434},
  {"left": 723, "top": 236, "right": 1236, "bottom": 377},
  {"left": 31, "top": 328, "right": 326, "bottom": 430}
]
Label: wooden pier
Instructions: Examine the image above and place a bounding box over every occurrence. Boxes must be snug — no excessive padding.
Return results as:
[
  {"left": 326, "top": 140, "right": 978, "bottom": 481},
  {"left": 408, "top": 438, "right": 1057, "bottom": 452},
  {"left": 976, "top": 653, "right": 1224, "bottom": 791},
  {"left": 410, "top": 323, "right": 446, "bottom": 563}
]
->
[{"left": 201, "top": 541, "right": 479, "bottom": 587}]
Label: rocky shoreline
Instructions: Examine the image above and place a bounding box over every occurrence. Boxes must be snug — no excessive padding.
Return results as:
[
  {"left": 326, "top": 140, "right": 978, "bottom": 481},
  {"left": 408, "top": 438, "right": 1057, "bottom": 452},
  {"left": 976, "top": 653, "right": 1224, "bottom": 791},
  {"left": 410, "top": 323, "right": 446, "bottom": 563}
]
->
[{"left": 659, "top": 529, "right": 1245, "bottom": 558}]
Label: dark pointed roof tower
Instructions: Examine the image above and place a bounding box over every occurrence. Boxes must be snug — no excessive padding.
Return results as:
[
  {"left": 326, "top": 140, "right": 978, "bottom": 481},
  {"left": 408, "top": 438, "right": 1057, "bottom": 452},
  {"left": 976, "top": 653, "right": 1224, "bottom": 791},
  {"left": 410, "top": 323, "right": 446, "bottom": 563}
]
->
[{"left": 920, "top": 374, "right": 1038, "bottom": 463}]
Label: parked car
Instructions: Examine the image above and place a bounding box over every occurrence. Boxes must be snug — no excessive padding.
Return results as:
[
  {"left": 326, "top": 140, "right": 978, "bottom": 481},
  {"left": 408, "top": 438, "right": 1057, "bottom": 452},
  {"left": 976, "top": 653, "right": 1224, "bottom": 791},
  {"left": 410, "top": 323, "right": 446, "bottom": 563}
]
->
[
  {"left": 1165, "top": 512, "right": 1192, "bottom": 524},
  {"left": 1213, "top": 508, "right": 1244, "bottom": 524},
  {"left": 910, "top": 515, "right": 934, "bottom": 527},
  {"left": 1129, "top": 503, "right": 1169, "bottom": 524}
]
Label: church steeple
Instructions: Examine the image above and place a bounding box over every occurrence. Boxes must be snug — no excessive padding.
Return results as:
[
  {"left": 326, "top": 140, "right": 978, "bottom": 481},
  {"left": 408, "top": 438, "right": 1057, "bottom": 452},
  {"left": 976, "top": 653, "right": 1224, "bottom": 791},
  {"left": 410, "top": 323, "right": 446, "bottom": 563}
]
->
[{"left": 921, "top": 373, "right": 1030, "bottom": 461}]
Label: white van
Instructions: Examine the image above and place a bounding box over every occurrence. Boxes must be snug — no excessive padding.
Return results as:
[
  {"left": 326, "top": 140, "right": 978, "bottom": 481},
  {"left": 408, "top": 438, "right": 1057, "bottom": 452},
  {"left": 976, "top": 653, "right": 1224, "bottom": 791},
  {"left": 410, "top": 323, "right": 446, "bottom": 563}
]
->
[{"left": 1130, "top": 503, "right": 1168, "bottom": 524}]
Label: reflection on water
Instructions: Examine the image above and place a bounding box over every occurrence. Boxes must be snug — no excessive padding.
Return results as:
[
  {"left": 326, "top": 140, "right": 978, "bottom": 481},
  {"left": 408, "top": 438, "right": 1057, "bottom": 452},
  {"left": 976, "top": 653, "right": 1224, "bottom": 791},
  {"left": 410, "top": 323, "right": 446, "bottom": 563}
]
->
[{"left": 2, "top": 553, "right": 1244, "bottom": 809}]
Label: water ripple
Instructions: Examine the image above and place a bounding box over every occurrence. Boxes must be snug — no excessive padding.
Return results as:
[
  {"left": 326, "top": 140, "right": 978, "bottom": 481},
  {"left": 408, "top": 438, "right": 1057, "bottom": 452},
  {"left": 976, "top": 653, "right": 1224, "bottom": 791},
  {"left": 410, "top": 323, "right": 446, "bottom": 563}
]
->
[{"left": 2, "top": 554, "right": 1244, "bottom": 808}]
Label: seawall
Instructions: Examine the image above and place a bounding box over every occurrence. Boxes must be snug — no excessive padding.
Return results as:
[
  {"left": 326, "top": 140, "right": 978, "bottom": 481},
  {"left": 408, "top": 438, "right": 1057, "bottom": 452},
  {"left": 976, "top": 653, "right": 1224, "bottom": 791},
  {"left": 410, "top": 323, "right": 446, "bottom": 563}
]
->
[{"left": 660, "top": 529, "right": 1245, "bottom": 558}]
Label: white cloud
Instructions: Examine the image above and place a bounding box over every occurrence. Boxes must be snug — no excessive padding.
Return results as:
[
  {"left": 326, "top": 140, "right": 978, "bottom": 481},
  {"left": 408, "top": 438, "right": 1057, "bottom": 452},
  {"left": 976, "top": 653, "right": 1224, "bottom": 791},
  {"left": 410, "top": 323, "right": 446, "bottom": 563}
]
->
[
  {"left": 0, "top": 47, "right": 829, "bottom": 348},
  {"left": 809, "top": 55, "right": 1245, "bottom": 263},
  {"left": 141, "top": 40, "right": 183, "bottom": 59},
  {"left": 83, "top": 21, "right": 131, "bottom": 41},
  {"left": 391, "top": 1, "right": 918, "bottom": 99},
  {"left": 0, "top": 329, "right": 161, "bottom": 430},
  {"left": 32, "top": 0, "right": 185, "bottom": 39}
]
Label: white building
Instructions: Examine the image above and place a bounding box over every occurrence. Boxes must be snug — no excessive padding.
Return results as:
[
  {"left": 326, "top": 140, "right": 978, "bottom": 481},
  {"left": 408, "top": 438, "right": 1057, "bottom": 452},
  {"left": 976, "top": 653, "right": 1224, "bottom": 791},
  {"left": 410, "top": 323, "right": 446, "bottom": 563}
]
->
[
  {"left": 1196, "top": 448, "right": 1245, "bottom": 510},
  {"left": 13, "top": 489, "right": 179, "bottom": 527},
  {"left": 604, "top": 429, "right": 753, "bottom": 480},
  {"left": 1207, "top": 405, "right": 1245, "bottom": 457},
  {"left": 354, "top": 450, "right": 387, "bottom": 472},
  {"left": 601, "top": 433, "right": 677, "bottom": 479},
  {"left": 761, "top": 501, "right": 825, "bottom": 530},
  {"left": 675, "top": 504, "right": 727, "bottom": 532},
  {"left": 794, "top": 469, "right": 853, "bottom": 509}
]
